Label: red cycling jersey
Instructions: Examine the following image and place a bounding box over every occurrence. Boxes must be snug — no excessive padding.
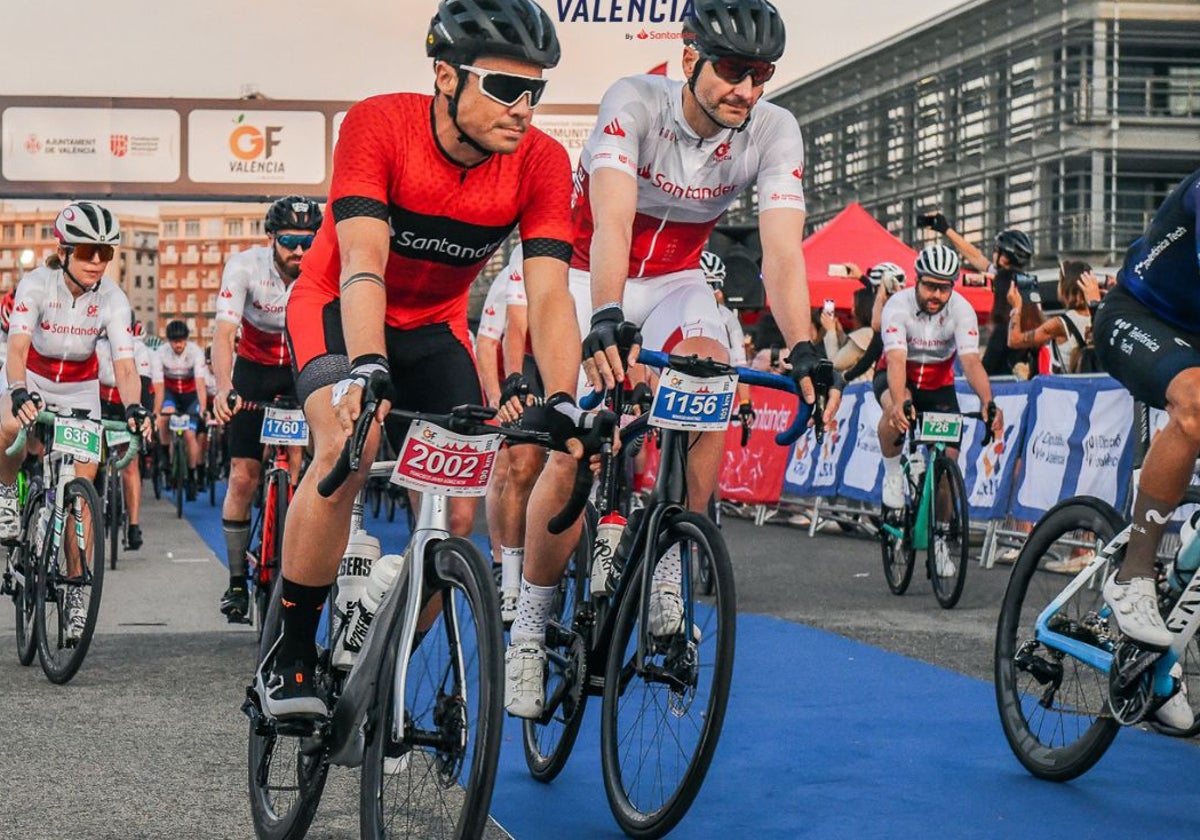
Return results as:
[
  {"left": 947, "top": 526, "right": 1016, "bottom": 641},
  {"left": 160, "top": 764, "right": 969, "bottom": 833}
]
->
[{"left": 289, "top": 93, "right": 572, "bottom": 371}]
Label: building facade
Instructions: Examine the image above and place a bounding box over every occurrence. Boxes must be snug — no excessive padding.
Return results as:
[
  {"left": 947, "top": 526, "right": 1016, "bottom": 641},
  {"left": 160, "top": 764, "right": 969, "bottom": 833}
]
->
[
  {"left": 757, "top": 0, "right": 1200, "bottom": 267},
  {"left": 157, "top": 203, "right": 270, "bottom": 341},
  {"left": 0, "top": 206, "right": 158, "bottom": 328}
]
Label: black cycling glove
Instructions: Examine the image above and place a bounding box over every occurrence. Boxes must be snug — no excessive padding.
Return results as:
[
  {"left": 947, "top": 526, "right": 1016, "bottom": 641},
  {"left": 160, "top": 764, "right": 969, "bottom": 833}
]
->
[
  {"left": 499, "top": 372, "right": 532, "bottom": 407},
  {"left": 10, "top": 387, "right": 40, "bottom": 419},
  {"left": 125, "top": 403, "right": 150, "bottom": 433},
  {"left": 920, "top": 211, "right": 951, "bottom": 233},
  {"left": 786, "top": 342, "right": 822, "bottom": 386},
  {"left": 523, "top": 392, "right": 614, "bottom": 458}
]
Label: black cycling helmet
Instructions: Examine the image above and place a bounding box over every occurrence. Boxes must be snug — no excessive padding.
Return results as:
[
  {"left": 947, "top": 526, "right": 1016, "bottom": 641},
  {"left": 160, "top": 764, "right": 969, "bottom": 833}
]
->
[
  {"left": 264, "top": 196, "right": 323, "bottom": 234},
  {"left": 166, "top": 319, "right": 189, "bottom": 341},
  {"left": 684, "top": 0, "right": 786, "bottom": 62},
  {"left": 994, "top": 229, "right": 1033, "bottom": 268},
  {"left": 427, "top": 0, "right": 561, "bottom": 69}
]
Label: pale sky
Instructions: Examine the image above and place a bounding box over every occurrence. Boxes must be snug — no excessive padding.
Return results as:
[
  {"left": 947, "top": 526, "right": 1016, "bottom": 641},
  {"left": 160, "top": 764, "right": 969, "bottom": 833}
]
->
[
  {"left": 4, "top": 0, "right": 965, "bottom": 102},
  {"left": 1, "top": 0, "right": 965, "bottom": 213}
]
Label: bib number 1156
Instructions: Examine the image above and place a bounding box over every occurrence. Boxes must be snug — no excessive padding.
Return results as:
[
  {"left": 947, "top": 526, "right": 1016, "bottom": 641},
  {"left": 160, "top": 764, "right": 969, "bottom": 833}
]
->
[{"left": 650, "top": 369, "right": 738, "bottom": 432}]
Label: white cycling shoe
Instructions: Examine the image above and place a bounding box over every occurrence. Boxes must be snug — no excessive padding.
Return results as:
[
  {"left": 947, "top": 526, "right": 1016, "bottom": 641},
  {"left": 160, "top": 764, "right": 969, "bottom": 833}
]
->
[
  {"left": 1103, "top": 573, "right": 1173, "bottom": 649},
  {"left": 881, "top": 472, "right": 905, "bottom": 510},
  {"left": 1155, "top": 664, "right": 1194, "bottom": 731},
  {"left": 933, "top": 541, "right": 957, "bottom": 578},
  {"left": 504, "top": 640, "right": 546, "bottom": 719}
]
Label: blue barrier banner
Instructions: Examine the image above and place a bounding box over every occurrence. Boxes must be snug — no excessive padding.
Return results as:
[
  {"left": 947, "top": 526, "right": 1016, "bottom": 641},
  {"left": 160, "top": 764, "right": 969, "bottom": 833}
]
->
[
  {"left": 954, "top": 380, "right": 1031, "bottom": 519},
  {"left": 835, "top": 384, "right": 885, "bottom": 503},
  {"left": 782, "top": 382, "right": 863, "bottom": 498},
  {"left": 1012, "top": 376, "right": 1133, "bottom": 521}
]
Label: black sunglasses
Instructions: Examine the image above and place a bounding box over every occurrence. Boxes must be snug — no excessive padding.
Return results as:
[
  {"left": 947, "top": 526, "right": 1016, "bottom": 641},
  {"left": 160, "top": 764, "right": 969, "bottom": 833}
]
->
[
  {"left": 703, "top": 53, "right": 776, "bottom": 86},
  {"left": 276, "top": 234, "right": 314, "bottom": 251},
  {"left": 68, "top": 243, "right": 115, "bottom": 262},
  {"left": 459, "top": 64, "right": 548, "bottom": 107}
]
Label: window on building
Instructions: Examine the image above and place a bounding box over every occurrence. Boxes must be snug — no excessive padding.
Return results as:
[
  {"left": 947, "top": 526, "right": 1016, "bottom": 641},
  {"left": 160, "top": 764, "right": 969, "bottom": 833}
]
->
[
  {"left": 227, "top": 218, "right": 244, "bottom": 237},
  {"left": 843, "top": 118, "right": 870, "bottom": 183},
  {"left": 21, "top": 224, "right": 33, "bottom": 239},
  {"left": 205, "top": 218, "right": 222, "bottom": 237},
  {"left": 250, "top": 219, "right": 263, "bottom": 236},
  {"left": 1168, "top": 65, "right": 1200, "bottom": 117},
  {"left": 1007, "top": 57, "right": 1038, "bottom": 142},
  {"left": 811, "top": 131, "right": 835, "bottom": 191},
  {"left": 2, "top": 225, "right": 13, "bottom": 242},
  {"left": 148, "top": 277, "right": 154, "bottom": 289},
  {"left": 135, "top": 276, "right": 142, "bottom": 288},
  {"left": 955, "top": 181, "right": 987, "bottom": 246},
  {"left": 915, "top": 83, "right": 944, "bottom": 168},
  {"left": 885, "top": 105, "right": 907, "bottom": 178},
  {"left": 957, "top": 73, "right": 991, "bottom": 159},
  {"left": 184, "top": 219, "right": 200, "bottom": 237},
  {"left": 163, "top": 220, "right": 178, "bottom": 237},
  {"left": 39, "top": 224, "right": 53, "bottom": 240}
]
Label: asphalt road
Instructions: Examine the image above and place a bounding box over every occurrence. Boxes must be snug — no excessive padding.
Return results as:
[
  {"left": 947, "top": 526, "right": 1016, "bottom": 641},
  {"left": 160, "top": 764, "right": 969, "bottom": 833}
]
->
[{"left": 0, "top": 497, "right": 1107, "bottom": 839}]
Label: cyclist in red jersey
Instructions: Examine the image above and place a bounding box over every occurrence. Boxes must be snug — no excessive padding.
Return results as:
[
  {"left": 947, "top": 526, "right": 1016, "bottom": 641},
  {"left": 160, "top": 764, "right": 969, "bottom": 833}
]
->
[{"left": 264, "top": 0, "right": 597, "bottom": 720}]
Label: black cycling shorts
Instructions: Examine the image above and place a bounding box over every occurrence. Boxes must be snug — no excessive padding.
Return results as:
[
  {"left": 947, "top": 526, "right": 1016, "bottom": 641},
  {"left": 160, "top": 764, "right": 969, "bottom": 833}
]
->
[
  {"left": 1094, "top": 284, "right": 1200, "bottom": 410},
  {"left": 228, "top": 359, "right": 299, "bottom": 461},
  {"left": 872, "top": 370, "right": 960, "bottom": 414},
  {"left": 287, "top": 301, "right": 483, "bottom": 448},
  {"left": 100, "top": 399, "right": 124, "bottom": 423}
]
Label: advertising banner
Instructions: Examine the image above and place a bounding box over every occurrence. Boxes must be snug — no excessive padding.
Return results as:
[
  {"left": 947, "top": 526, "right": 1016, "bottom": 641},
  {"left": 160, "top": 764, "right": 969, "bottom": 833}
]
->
[
  {"left": 783, "top": 382, "right": 861, "bottom": 498},
  {"left": 188, "top": 109, "right": 326, "bottom": 185},
  {"left": 955, "top": 379, "right": 1031, "bottom": 519},
  {"left": 2, "top": 106, "right": 179, "bottom": 183}
]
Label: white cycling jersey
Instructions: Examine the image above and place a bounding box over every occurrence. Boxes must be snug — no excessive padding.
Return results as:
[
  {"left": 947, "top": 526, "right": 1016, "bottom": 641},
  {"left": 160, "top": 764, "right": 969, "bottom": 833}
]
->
[
  {"left": 879, "top": 287, "right": 980, "bottom": 390},
  {"left": 215, "top": 245, "right": 292, "bottom": 367},
  {"left": 98, "top": 336, "right": 157, "bottom": 404},
  {"left": 572, "top": 74, "right": 806, "bottom": 279},
  {"left": 8, "top": 267, "right": 133, "bottom": 383},
  {"left": 477, "top": 245, "right": 527, "bottom": 343},
  {"left": 134, "top": 336, "right": 162, "bottom": 383},
  {"left": 0, "top": 331, "right": 7, "bottom": 369},
  {"left": 157, "top": 340, "right": 207, "bottom": 395}
]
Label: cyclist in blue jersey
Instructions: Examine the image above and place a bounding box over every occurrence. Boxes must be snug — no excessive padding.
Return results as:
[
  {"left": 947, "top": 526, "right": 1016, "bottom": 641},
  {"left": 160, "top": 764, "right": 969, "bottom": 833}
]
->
[{"left": 1094, "top": 169, "right": 1200, "bottom": 683}]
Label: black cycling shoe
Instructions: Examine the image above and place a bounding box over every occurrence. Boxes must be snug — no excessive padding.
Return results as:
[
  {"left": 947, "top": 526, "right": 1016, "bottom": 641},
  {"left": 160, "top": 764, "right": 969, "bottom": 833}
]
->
[
  {"left": 126, "top": 524, "right": 143, "bottom": 551},
  {"left": 185, "top": 479, "right": 197, "bottom": 502},
  {"left": 260, "top": 659, "right": 328, "bottom": 720},
  {"left": 220, "top": 585, "right": 251, "bottom": 623}
]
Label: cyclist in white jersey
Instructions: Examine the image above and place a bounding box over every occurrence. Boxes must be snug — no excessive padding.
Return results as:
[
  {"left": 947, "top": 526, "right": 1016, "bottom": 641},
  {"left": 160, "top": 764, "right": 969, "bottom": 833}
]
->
[
  {"left": 97, "top": 335, "right": 147, "bottom": 549},
  {"left": 156, "top": 319, "right": 208, "bottom": 499},
  {"left": 701, "top": 250, "right": 755, "bottom": 430},
  {"left": 211, "top": 196, "right": 319, "bottom": 622},
  {"left": 505, "top": 0, "right": 842, "bottom": 719},
  {"left": 0, "top": 202, "right": 150, "bottom": 641},
  {"left": 875, "top": 244, "right": 1004, "bottom": 576}
]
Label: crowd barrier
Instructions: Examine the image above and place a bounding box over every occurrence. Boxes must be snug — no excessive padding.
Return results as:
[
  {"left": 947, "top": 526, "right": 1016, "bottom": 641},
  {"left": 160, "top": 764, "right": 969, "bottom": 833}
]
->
[{"left": 641, "top": 374, "right": 1139, "bottom": 561}]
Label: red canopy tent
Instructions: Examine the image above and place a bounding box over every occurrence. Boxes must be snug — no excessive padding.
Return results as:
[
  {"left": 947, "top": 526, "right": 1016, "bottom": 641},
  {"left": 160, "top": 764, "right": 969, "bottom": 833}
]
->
[{"left": 801, "top": 202, "right": 993, "bottom": 319}]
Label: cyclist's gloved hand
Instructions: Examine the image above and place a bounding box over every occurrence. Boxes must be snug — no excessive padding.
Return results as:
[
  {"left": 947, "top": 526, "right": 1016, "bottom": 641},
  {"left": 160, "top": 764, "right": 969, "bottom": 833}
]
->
[
  {"left": 9, "top": 386, "right": 41, "bottom": 423},
  {"left": 786, "top": 341, "right": 824, "bottom": 405},
  {"left": 331, "top": 355, "right": 391, "bottom": 427},
  {"left": 499, "top": 372, "right": 531, "bottom": 406},
  {"left": 523, "top": 392, "right": 614, "bottom": 460},
  {"left": 125, "top": 404, "right": 152, "bottom": 438},
  {"left": 737, "top": 400, "right": 756, "bottom": 427},
  {"left": 629, "top": 381, "right": 653, "bottom": 415},
  {"left": 582, "top": 307, "right": 641, "bottom": 392}
]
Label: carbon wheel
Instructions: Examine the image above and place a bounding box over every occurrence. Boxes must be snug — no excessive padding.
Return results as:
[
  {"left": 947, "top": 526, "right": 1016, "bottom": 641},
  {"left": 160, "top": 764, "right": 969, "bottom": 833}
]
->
[
  {"left": 994, "top": 496, "right": 1123, "bottom": 781},
  {"left": 359, "top": 537, "right": 504, "bottom": 840},
  {"left": 929, "top": 454, "right": 969, "bottom": 609},
  {"left": 880, "top": 506, "right": 915, "bottom": 595},
  {"left": 13, "top": 487, "right": 46, "bottom": 666},
  {"left": 36, "top": 478, "right": 105, "bottom": 685}
]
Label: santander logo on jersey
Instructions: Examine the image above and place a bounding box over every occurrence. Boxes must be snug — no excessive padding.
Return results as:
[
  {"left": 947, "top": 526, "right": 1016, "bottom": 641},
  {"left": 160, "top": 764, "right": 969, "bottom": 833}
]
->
[{"left": 642, "top": 169, "right": 738, "bottom": 201}]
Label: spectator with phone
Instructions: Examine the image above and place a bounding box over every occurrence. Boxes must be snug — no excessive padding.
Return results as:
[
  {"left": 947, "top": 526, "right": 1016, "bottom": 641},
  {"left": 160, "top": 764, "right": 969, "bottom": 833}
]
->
[
  {"left": 917, "top": 211, "right": 1034, "bottom": 376},
  {"left": 1006, "top": 259, "right": 1103, "bottom": 374},
  {"left": 841, "top": 261, "right": 906, "bottom": 383},
  {"left": 821, "top": 286, "right": 876, "bottom": 384}
]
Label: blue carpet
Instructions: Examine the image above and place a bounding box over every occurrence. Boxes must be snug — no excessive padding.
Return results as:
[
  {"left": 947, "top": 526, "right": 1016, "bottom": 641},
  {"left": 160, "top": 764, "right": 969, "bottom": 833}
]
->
[{"left": 187, "top": 491, "right": 1200, "bottom": 839}]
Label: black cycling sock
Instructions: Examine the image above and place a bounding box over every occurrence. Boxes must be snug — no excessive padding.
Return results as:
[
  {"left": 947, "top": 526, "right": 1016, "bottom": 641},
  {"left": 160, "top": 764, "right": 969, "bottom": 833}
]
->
[
  {"left": 223, "top": 518, "right": 252, "bottom": 578},
  {"left": 278, "top": 577, "right": 330, "bottom": 667}
]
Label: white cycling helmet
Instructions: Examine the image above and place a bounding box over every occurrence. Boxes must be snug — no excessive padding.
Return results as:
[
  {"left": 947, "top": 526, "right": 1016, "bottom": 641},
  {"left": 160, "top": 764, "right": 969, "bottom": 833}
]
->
[
  {"left": 866, "top": 261, "right": 906, "bottom": 294},
  {"left": 700, "top": 250, "right": 727, "bottom": 287},
  {"left": 54, "top": 201, "right": 121, "bottom": 246},
  {"left": 914, "top": 244, "right": 960, "bottom": 283}
]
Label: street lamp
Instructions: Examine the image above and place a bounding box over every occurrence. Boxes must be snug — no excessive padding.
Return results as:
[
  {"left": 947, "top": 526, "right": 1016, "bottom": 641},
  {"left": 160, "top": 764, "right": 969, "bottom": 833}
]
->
[{"left": 18, "top": 248, "right": 35, "bottom": 270}]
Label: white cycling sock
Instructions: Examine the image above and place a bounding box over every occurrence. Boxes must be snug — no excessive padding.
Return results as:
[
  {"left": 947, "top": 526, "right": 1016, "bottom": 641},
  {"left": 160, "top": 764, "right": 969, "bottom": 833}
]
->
[
  {"left": 0, "top": 481, "right": 16, "bottom": 499},
  {"left": 883, "top": 454, "right": 902, "bottom": 479},
  {"left": 652, "top": 544, "right": 683, "bottom": 589},
  {"left": 500, "top": 546, "right": 524, "bottom": 594},
  {"left": 510, "top": 577, "right": 556, "bottom": 645}
]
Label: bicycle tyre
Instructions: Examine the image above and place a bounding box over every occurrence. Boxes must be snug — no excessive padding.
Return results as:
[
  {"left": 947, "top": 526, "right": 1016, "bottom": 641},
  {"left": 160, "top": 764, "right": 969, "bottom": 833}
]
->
[
  {"left": 601, "top": 511, "right": 735, "bottom": 839},
  {"left": 36, "top": 478, "right": 105, "bottom": 685},
  {"left": 359, "top": 536, "right": 504, "bottom": 840},
  {"left": 174, "top": 436, "right": 185, "bottom": 519},
  {"left": 14, "top": 487, "right": 46, "bottom": 666},
  {"left": 209, "top": 430, "right": 219, "bottom": 507},
  {"left": 929, "top": 454, "right": 969, "bottom": 609},
  {"left": 247, "top": 576, "right": 330, "bottom": 840},
  {"left": 522, "top": 508, "right": 593, "bottom": 783},
  {"left": 880, "top": 506, "right": 916, "bottom": 595},
  {"left": 151, "top": 443, "right": 163, "bottom": 501},
  {"left": 107, "top": 461, "right": 122, "bottom": 571},
  {"left": 994, "top": 495, "right": 1123, "bottom": 781}
]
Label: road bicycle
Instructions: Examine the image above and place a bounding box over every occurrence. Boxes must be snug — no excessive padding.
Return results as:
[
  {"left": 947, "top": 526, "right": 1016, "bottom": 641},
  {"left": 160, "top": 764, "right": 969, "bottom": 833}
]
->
[
  {"left": 244, "top": 389, "right": 602, "bottom": 840},
  {"left": 878, "top": 404, "right": 992, "bottom": 609},
  {"left": 1, "top": 408, "right": 137, "bottom": 683},
  {"left": 161, "top": 408, "right": 195, "bottom": 518},
  {"left": 100, "top": 423, "right": 136, "bottom": 571},
  {"left": 526, "top": 349, "right": 826, "bottom": 839},
  {"left": 238, "top": 395, "right": 305, "bottom": 635},
  {"left": 992, "top": 491, "right": 1200, "bottom": 778},
  {"left": 203, "top": 411, "right": 227, "bottom": 507}
]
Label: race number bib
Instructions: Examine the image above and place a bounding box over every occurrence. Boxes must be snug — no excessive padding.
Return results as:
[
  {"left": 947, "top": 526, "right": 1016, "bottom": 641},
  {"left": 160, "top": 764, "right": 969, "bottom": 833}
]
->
[
  {"left": 105, "top": 427, "right": 133, "bottom": 448},
  {"left": 649, "top": 370, "right": 738, "bottom": 432},
  {"left": 168, "top": 414, "right": 192, "bottom": 433},
  {"left": 915, "top": 411, "right": 963, "bottom": 445},
  {"left": 391, "top": 420, "right": 501, "bottom": 498},
  {"left": 54, "top": 418, "right": 102, "bottom": 461},
  {"left": 260, "top": 407, "right": 309, "bottom": 446}
]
